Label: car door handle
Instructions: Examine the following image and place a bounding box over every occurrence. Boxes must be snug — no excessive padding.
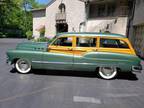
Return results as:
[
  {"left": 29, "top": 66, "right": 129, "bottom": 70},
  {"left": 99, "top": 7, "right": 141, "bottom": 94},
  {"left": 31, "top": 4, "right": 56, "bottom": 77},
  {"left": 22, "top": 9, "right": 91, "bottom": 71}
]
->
[
  {"left": 67, "top": 48, "right": 73, "bottom": 51},
  {"left": 92, "top": 49, "right": 98, "bottom": 51},
  {"left": 81, "top": 50, "right": 87, "bottom": 52},
  {"left": 74, "top": 49, "right": 87, "bottom": 52}
]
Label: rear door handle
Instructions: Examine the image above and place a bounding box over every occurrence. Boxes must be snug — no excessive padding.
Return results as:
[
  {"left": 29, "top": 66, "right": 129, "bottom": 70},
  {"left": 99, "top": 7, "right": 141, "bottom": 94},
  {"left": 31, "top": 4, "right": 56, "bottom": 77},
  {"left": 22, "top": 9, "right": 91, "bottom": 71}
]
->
[{"left": 68, "top": 48, "right": 73, "bottom": 51}]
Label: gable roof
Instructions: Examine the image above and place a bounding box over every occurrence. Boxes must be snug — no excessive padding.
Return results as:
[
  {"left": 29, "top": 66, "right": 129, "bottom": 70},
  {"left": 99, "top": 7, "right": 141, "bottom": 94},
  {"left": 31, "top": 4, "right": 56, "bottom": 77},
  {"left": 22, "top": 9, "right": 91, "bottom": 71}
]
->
[
  {"left": 46, "top": 0, "right": 56, "bottom": 7},
  {"left": 31, "top": 8, "right": 46, "bottom": 12},
  {"left": 31, "top": 0, "right": 56, "bottom": 12},
  {"left": 32, "top": 0, "right": 84, "bottom": 12},
  {"left": 46, "top": 0, "right": 84, "bottom": 8}
]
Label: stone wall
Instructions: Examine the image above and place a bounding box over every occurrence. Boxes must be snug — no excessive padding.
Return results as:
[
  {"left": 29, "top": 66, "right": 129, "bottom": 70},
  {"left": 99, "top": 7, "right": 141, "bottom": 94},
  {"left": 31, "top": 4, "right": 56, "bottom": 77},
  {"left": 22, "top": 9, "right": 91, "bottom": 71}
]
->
[
  {"left": 32, "top": 10, "right": 46, "bottom": 39},
  {"left": 86, "top": 17, "right": 128, "bottom": 35},
  {"left": 133, "top": 0, "right": 144, "bottom": 26}
]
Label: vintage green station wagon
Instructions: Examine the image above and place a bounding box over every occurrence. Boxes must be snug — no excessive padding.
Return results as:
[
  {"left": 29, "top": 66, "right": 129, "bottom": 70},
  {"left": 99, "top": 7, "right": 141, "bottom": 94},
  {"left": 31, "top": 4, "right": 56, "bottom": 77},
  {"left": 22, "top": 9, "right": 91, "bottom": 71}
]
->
[{"left": 6, "top": 32, "right": 142, "bottom": 79}]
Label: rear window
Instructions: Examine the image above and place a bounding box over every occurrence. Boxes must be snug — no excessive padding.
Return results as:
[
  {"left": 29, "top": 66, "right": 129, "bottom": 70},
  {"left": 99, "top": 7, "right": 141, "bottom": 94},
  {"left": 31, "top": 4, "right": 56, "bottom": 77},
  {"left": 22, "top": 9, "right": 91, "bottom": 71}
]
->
[{"left": 100, "top": 38, "right": 129, "bottom": 48}]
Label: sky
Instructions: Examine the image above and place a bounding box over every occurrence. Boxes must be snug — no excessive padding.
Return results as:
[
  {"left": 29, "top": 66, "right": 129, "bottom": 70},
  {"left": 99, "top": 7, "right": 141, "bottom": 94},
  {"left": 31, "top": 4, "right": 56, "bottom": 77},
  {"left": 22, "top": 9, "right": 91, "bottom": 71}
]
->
[{"left": 36, "top": 0, "right": 51, "bottom": 4}]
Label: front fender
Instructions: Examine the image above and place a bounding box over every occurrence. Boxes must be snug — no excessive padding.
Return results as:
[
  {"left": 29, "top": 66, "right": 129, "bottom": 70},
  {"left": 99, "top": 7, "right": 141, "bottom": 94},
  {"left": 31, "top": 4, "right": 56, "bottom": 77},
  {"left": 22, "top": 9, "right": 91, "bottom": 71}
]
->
[{"left": 6, "top": 50, "right": 43, "bottom": 69}]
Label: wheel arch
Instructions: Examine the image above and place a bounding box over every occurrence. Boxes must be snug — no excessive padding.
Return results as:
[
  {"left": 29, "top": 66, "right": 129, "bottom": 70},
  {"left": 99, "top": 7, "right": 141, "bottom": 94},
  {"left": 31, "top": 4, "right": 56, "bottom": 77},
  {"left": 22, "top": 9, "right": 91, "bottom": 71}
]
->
[{"left": 12, "top": 58, "right": 20, "bottom": 64}]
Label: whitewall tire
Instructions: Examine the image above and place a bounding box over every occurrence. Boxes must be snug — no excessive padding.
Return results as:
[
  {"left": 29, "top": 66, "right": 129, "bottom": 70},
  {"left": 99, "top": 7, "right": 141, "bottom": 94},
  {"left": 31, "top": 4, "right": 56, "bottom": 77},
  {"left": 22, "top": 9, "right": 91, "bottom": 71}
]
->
[
  {"left": 99, "top": 67, "right": 117, "bottom": 80},
  {"left": 15, "top": 59, "right": 31, "bottom": 74}
]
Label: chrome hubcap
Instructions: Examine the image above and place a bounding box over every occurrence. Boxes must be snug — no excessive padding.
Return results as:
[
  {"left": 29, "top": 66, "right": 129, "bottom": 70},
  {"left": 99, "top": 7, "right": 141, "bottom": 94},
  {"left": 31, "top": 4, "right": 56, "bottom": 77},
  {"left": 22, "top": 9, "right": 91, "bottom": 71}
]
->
[
  {"left": 18, "top": 60, "right": 29, "bottom": 71},
  {"left": 101, "top": 67, "right": 115, "bottom": 76}
]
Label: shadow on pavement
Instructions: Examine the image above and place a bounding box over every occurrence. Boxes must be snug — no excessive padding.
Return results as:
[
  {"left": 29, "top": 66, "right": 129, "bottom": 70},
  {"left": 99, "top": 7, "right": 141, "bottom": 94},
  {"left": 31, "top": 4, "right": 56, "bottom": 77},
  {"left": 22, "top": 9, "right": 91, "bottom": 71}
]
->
[
  {"left": 33, "top": 69, "right": 98, "bottom": 78},
  {"left": 10, "top": 68, "right": 17, "bottom": 73},
  {"left": 10, "top": 68, "right": 138, "bottom": 80},
  {"left": 116, "top": 72, "right": 138, "bottom": 81}
]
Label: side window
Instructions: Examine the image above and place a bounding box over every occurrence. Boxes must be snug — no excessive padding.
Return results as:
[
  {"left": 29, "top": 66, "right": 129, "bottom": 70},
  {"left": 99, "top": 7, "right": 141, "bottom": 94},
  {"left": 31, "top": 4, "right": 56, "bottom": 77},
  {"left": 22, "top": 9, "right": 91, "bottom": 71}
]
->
[
  {"left": 77, "top": 37, "right": 96, "bottom": 47},
  {"left": 118, "top": 40, "right": 129, "bottom": 48},
  {"left": 52, "top": 37, "right": 72, "bottom": 46},
  {"left": 100, "top": 38, "right": 129, "bottom": 48}
]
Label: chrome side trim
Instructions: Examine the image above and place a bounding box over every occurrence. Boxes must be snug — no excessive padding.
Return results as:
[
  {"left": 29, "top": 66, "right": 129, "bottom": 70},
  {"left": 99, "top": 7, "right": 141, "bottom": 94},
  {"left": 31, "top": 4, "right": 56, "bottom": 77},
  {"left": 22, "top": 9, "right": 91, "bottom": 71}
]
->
[
  {"left": 74, "top": 62, "right": 96, "bottom": 65},
  {"left": 32, "top": 61, "right": 96, "bottom": 65},
  {"left": 32, "top": 61, "right": 73, "bottom": 65}
]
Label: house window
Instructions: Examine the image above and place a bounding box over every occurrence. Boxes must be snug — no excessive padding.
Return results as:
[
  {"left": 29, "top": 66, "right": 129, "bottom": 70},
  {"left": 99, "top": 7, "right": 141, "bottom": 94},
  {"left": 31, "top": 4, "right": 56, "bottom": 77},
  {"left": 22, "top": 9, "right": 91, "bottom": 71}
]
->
[
  {"left": 98, "top": 4, "right": 105, "bottom": 17},
  {"left": 107, "top": 5, "right": 115, "bottom": 16},
  {"left": 89, "top": 3, "right": 116, "bottom": 18},
  {"left": 59, "top": 3, "right": 66, "bottom": 13}
]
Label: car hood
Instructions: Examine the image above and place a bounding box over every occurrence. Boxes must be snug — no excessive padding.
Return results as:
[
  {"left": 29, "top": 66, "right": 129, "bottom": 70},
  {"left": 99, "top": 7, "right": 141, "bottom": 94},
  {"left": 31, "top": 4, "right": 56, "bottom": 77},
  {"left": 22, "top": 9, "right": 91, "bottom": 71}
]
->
[{"left": 16, "top": 42, "right": 49, "bottom": 52}]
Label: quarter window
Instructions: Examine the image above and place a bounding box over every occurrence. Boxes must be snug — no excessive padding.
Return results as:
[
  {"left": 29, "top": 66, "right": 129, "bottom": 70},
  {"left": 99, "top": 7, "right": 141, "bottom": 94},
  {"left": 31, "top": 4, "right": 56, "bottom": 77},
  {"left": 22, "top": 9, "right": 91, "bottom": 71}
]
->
[
  {"left": 77, "top": 37, "right": 96, "bottom": 47},
  {"left": 52, "top": 37, "right": 72, "bottom": 46},
  {"left": 100, "top": 38, "right": 129, "bottom": 48}
]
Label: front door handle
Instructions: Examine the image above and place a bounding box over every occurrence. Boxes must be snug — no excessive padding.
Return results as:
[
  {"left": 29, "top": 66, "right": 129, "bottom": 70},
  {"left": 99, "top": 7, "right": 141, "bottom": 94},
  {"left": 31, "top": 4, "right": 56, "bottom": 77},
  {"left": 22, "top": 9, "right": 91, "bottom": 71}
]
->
[
  {"left": 92, "top": 49, "right": 98, "bottom": 51},
  {"left": 74, "top": 49, "right": 87, "bottom": 52}
]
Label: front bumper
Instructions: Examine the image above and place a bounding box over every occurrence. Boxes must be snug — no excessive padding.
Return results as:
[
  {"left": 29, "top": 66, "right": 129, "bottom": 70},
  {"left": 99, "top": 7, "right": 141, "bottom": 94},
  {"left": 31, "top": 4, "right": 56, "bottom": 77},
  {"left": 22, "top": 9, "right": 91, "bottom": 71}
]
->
[{"left": 6, "top": 58, "right": 11, "bottom": 65}]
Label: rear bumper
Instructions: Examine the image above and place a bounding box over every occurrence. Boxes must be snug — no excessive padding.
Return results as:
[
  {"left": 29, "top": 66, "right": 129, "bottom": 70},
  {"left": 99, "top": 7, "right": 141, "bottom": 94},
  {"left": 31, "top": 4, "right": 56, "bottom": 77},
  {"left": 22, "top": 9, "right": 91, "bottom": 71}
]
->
[{"left": 132, "top": 65, "right": 142, "bottom": 73}]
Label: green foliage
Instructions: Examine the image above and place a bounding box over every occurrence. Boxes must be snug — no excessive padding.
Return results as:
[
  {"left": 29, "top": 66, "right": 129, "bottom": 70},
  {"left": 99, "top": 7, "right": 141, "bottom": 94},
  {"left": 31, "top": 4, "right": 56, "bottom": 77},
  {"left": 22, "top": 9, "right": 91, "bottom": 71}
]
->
[
  {"left": 0, "top": 0, "right": 46, "bottom": 38},
  {"left": 0, "top": 32, "right": 6, "bottom": 38},
  {"left": 36, "top": 37, "right": 50, "bottom": 42},
  {"left": 40, "top": 27, "right": 45, "bottom": 37},
  {"left": 26, "top": 30, "right": 33, "bottom": 40}
]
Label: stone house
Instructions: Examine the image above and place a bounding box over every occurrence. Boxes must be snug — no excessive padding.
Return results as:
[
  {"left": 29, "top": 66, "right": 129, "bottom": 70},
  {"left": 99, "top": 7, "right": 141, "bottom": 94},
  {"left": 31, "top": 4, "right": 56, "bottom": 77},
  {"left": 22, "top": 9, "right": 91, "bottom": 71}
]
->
[
  {"left": 32, "top": 0, "right": 85, "bottom": 38},
  {"left": 32, "top": 0, "right": 133, "bottom": 38},
  {"left": 128, "top": 0, "right": 144, "bottom": 58}
]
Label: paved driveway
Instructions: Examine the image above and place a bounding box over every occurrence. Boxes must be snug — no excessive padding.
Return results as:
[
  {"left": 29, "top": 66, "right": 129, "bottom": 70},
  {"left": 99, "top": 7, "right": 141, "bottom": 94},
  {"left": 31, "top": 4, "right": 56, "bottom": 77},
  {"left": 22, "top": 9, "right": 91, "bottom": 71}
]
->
[{"left": 0, "top": 39, "right": 144, "bottom": 108}]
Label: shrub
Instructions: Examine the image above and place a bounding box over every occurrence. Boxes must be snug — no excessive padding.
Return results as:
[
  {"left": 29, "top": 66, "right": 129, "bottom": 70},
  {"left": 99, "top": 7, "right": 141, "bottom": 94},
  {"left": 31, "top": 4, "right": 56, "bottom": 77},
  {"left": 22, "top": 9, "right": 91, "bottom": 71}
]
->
[
  {"left": 26, "top": 30, "right": 33, "bottom": 40},
  {"left": 0, "top": 32, "right": 7, "bottom": 38},
  {"left": 0, "top": 32, "right": 4, "bottom": 38},
  {"left": 36, "top": 37, "right": 50, "bottom": 42},
  {"left": 40, "top": 27, "right": 45, "bottom": 37}
]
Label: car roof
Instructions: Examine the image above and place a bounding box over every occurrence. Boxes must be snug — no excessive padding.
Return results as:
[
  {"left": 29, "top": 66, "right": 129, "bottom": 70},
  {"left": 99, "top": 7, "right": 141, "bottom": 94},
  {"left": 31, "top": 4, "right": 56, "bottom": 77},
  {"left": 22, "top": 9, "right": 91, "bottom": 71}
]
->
[{"left": 57, "top": 32, "right": 126, "bottom": 38}]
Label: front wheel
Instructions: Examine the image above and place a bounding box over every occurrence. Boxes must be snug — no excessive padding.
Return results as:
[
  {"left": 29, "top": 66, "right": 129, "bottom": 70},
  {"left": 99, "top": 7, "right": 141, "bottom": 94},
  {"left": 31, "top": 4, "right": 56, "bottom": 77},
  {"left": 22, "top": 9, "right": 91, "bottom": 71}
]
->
[
  {"left": 98, "top": 67, "right": 117, "bottom": 80},
  {"left": 15, "top": 59, "right": 31, "bottom": 74}
]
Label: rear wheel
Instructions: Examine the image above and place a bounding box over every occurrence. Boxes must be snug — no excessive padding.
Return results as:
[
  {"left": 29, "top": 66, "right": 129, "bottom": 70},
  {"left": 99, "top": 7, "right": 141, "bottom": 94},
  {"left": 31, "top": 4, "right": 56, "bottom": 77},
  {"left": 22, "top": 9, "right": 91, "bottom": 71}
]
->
[
  {"left": 99, "top": 67, "right": 117, "bottom": 80},
  {"left": 15, "top": 59, "right": 31, "bottom": 74}
]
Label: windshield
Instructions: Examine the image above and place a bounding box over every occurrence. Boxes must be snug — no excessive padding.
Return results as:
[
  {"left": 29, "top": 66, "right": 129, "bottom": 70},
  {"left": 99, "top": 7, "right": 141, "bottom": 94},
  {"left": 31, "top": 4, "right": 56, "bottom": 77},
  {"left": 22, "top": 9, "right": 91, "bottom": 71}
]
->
[{"left": 47, "top": 36, "right": 57, "bottom": 44}]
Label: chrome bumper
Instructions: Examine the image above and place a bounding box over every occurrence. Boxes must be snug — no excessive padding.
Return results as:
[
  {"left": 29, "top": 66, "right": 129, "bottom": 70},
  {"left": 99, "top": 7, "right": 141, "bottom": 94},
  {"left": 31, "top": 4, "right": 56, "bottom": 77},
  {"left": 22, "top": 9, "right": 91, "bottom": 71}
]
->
[
  {"left": 6, "top": 58, "right": 11, "bottom": 65},
  {"left": 132, "top": 66, "right": 142, "bottom": 73}
]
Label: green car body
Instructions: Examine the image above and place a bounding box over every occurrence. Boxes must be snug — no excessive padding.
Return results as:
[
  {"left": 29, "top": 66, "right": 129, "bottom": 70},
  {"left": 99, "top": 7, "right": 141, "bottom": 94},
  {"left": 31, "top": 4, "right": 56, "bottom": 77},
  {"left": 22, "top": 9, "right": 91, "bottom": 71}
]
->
[{"left": 6, "top": 32, "right": 142, "bottom": 79}]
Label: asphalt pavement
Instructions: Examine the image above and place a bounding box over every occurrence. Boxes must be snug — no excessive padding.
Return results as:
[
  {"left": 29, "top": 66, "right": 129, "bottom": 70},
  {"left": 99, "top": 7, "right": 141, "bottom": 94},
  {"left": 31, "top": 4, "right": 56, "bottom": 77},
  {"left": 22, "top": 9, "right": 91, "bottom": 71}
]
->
[{"left": 0, "top": 39, "right": 144, "bottom": 108}]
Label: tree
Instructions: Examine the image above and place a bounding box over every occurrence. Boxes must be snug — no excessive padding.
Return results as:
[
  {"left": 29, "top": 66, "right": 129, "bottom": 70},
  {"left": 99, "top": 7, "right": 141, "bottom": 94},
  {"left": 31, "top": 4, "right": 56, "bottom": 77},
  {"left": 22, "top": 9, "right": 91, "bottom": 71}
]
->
[{"left": 0, "top": 0, "right": 46, "bottom": 38}]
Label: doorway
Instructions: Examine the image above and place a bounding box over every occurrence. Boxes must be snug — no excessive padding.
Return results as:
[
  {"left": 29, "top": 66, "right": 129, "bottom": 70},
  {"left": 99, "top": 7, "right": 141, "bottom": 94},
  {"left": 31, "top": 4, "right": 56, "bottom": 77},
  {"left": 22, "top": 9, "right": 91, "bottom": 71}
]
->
[{"left": 56, "top": 23, "right": 68, "bottom": 33}]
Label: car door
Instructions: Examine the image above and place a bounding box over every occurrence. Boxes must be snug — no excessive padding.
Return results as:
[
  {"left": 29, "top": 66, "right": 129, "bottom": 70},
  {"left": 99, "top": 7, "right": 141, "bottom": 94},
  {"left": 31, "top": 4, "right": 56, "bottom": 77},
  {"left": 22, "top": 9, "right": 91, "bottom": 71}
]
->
[
  {"left": 42, "top": 36, "right": 74, "bottom": 70},
  {"left": 73, "top": 36, "right": 98, "bottom": 71}
]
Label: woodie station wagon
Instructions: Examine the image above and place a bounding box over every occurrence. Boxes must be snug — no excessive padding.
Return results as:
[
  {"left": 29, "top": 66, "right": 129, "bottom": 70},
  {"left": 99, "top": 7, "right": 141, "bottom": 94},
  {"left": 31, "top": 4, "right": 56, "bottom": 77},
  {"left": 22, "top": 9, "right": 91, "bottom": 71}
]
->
[{"left": 6, "top": 32, "right": 142, "bottom": 79}]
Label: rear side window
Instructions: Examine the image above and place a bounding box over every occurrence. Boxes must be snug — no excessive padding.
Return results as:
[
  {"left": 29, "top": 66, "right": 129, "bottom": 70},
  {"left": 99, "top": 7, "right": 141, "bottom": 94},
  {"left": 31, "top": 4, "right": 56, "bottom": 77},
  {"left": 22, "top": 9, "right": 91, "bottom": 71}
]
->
[
  {"left": 77, "top": 37, "right": 96, "bottom": 47},
  {"left": 100, "top": 38, "right": 129, "bottom": 48}
]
